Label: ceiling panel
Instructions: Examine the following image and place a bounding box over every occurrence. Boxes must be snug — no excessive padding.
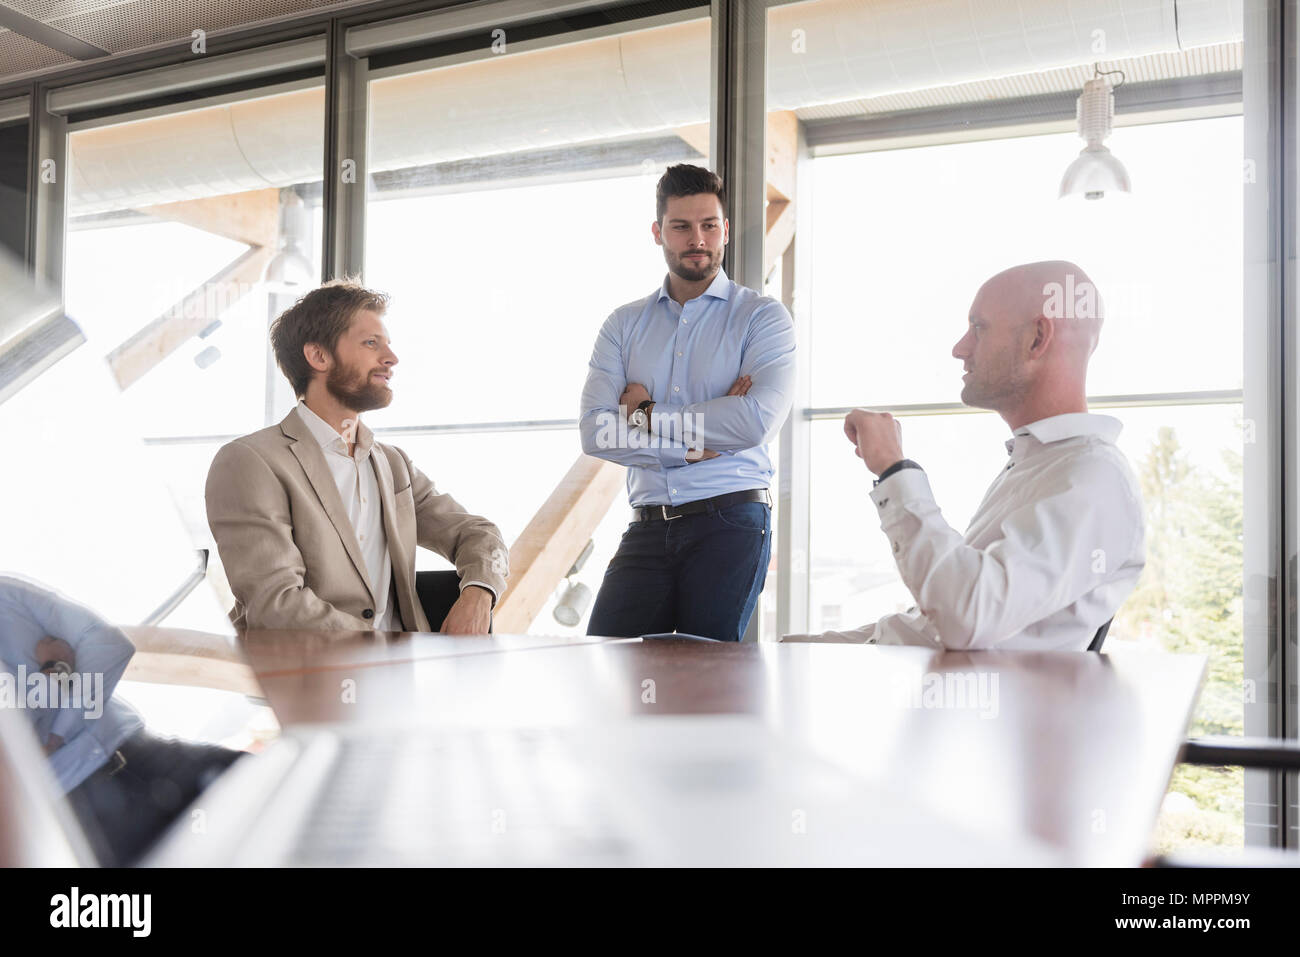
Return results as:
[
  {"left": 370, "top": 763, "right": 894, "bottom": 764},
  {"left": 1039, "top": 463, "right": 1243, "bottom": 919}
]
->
[
  {"left": 0, "top": 27, "right": 76, "bottom": 75},
  {"left": 2, "top": 1, "right": 134, "bottom": 21},
  {"left": 44, "top": 0, "right": 338, "bottom": 53}
]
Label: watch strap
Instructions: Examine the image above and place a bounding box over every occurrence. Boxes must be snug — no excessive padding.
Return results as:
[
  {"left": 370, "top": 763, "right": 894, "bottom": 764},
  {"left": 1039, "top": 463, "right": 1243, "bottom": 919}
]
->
[{"left": 874, "top": 458, "right": 922, "bottom": 487}]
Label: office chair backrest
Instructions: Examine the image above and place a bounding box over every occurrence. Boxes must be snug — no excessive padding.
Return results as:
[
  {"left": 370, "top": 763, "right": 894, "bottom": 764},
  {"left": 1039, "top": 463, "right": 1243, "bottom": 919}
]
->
[
  {"left": 416, "top": 570, "right": 492, "bottom": 634},
  {"left": 638, "top": 632, "right": 719, "bottom": 642},
  {"left": 1087, "top": 618, "right": 1113, "bottom": 653}
]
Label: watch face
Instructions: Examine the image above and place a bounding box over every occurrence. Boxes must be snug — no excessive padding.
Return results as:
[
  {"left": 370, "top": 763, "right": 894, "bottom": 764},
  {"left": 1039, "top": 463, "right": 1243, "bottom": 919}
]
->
[{"left": 630, "top": 410, "right": 647, "bottom": 429}]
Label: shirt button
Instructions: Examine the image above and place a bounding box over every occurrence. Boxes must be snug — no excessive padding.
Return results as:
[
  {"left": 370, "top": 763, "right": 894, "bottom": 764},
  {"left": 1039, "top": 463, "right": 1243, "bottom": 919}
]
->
[
  {"left": 673, "top": 386, "right": 680, "bottom": 392},
  {"left": 677, "top": 352, "right": 683, "bottom": 357},
  {"left": 682, "top": 318, "right": 688, "bottom": 324},
  {"left": 671, "top": 488, "right": 677, "bottom": 494}
]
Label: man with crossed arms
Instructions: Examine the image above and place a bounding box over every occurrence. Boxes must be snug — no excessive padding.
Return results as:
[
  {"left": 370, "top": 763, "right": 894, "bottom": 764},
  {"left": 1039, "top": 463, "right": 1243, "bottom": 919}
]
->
[
  {"left": 786, "top": 261, "right": 1145, "bottom": 650},
  {"left": 580, "top": 164, "right": 796, "bottom": 642}
]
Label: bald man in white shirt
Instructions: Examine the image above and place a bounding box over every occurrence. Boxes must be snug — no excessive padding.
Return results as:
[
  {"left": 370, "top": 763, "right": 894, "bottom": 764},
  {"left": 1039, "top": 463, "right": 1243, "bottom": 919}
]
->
[{"left": 785, "top": 261, "right": 1144, "bottom": 651}]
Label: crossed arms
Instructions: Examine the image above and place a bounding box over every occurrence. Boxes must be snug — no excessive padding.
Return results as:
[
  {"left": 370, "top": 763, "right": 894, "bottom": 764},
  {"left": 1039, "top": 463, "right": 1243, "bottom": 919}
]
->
[{"left": 578, "top": 305, "right": 797, "bottom": 470}]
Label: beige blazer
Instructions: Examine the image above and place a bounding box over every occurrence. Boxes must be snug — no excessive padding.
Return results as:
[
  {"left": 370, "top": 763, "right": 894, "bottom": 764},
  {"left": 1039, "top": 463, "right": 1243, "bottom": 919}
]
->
[{"left": 205, "top": 408, "right": 508, "bottom": 632}]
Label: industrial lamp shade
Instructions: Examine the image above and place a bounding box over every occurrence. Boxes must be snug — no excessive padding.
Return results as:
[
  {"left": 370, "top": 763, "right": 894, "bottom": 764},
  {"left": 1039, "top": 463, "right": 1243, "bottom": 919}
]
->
[
  {"left": 1059, "top": 144, "right": 1132, "bottom": 201},
  {"left": 1060, "top": 76, "right": 1132, "bottom": 201}
]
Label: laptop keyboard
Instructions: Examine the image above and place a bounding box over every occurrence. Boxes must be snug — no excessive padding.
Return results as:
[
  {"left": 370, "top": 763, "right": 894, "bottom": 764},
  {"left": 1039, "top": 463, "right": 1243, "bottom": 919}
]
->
[{"left": 289, "top": 728, "right": 637, "bottom": 866}]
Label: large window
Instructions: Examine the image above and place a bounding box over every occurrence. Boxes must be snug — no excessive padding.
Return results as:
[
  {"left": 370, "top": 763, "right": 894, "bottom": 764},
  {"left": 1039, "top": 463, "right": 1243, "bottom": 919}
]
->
[
  {"left": 767, "top": 0, "right": 1252, "bottom": 851},
  {"left": 63, "top": 83, "right": 326, "bottom": 632},
  {"left": 363, "top": 11, "right": 711, "bottom": 633}
]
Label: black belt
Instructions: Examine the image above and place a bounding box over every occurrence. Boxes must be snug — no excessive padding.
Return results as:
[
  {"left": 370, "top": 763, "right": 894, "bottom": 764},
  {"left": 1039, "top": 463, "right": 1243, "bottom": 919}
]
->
[{"left": 633, "top": 489, "right": 771, "bottom": 523}]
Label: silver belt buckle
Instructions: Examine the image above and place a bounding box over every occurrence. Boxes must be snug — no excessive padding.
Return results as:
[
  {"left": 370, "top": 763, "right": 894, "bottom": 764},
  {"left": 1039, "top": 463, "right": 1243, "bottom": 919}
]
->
[
  {"left": 661, "top": 505, "right": 681, "bottom": 521},
  {"left": 104, "top": 749, "right": 127, "bottom": 777}
]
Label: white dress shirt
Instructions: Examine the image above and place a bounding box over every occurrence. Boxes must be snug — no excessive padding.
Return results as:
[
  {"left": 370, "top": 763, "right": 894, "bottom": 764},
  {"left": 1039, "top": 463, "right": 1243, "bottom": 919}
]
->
[
  {"left": 0, "top": 576, "right": 143, "bottom": 792},
  {"left": 798, "top": 413, "right": 1145, "bottom": 651},
  {"left": 296, "top": 401, "right": 397, "bottom": 631}
]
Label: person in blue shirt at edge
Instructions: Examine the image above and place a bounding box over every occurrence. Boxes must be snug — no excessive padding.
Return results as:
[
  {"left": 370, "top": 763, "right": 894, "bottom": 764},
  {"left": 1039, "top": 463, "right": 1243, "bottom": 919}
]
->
[{"left": 579, "top": 164, "right": 797, "bottom": 642}]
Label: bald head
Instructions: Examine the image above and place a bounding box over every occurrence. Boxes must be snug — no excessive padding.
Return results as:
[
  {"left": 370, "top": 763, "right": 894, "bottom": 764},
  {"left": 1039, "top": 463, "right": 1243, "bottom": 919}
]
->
[
  {"left": 953, "top": 261, "right": 1103, "bottom": 428},
  {"left": 980, "top": 260, "right": 1103, "bottom": 357}
]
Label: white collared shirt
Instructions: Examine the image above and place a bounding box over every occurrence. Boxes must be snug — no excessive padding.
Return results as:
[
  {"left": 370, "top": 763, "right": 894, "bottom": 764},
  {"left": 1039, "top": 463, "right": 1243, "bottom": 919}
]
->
[
  {"left": 296, "top": 401, "right": 396, "bottom": 631},
  {"left": 806, "top": 413, "right": 1145, "bottom": 651}
]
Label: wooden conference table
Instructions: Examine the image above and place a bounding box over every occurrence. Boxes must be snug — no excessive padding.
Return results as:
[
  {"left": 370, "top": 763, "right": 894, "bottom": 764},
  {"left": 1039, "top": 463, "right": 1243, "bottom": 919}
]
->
[{"left": 213, "top": 629, "right": 1205, "bottom": 867}]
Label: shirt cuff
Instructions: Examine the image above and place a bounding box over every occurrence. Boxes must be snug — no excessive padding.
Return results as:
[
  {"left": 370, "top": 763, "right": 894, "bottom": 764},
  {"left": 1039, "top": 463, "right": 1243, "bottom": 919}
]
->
[
  {"left": 780, "top": 624, "right": 876, "bottom": 644},
  {"left": 647, "top": 403, "right": 694, "bottom": 469},
  {"left": 460, "top": 581, "right": 498, "bottom": 607},
  {"left": 657, "top": 445, "right": 689, "bottom": 469},
  {"left": 868, "top": 465, "right": 935, "bottom": 527}
]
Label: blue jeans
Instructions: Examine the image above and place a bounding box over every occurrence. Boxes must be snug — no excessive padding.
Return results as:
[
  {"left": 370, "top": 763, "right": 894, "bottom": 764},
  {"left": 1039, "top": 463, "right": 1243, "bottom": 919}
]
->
[{"left": 586, "top": 500, "right": 772, "bottom": 642}]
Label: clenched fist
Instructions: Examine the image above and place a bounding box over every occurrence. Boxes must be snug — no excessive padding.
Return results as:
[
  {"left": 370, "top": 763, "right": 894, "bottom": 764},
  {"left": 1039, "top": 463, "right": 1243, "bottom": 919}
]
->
[{"left": 843, "top": 409, "right": 905, "bottom": 476}]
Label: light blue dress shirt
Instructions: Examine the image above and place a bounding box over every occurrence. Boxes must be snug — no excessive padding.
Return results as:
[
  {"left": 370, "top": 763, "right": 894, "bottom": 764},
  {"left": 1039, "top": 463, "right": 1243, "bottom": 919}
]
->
[
  {"left": 0, "top": 576, "right": 142, "bottom": 793},
  {"left": 580, "top": 270, "right": 797, "bottom": 508}
]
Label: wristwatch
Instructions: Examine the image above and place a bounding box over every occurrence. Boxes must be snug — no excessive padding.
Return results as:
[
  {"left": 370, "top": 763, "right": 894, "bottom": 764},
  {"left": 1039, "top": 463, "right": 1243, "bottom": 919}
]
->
[
  {"left": 873, "top": 458, "right": 923, "bottom": 487},
  {"left": 629, "top": 399, "right": 654, "bottom": 430}
]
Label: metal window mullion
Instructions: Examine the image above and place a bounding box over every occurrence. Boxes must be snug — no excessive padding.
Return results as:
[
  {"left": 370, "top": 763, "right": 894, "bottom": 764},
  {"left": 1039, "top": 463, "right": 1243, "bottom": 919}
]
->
[
  {"left": 1222, "top": 0, "right": 1284, "bottom": 849},
  {"left": 711, "top": 0, "right": 765, "bottom": 290},
  {"left": 345, "top": 0, "right": 651, "bottom": 57},
  {"left": 324, "top": 19, "right": 369, "bottom": 281},
  {"left": 1281, "top": 0, "right": 1299, "bottom": 851},
  {"left": 45, "top": 37, "right": 327, "bottom": 117},
  {"left": 28, "top": 84, "right": 65, "bottom": 291},
  {"left": 712, "top": 0, "right": 768, "bottom": 641},
  {"left": 804, "top": 390, "right": 1247, "bottom": 420},
  {"left": 0, "top": 94, "right": 29, "bottom": 125},
  {"left": 777, "top": 120, "right": 812, "bottom": 639}
]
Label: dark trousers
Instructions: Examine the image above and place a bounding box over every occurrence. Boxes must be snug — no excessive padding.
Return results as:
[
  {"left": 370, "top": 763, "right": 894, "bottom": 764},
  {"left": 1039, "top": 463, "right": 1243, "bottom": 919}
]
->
[
  {"left": 65, "top": 729, "right": 244, "bottom": 867},
  {"left": 587, "top": 501, "right": 772, "bottom": 642}
]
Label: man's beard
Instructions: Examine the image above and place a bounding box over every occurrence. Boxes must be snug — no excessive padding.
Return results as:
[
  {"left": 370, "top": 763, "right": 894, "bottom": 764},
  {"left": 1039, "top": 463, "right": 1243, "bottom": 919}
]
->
[
  {"left": 325, "top": 361, "right": 392, "bottom": 413},
  {"left": 665, "top": 246, "right": 722, "bottom": 283},
  {"left": 960, "top": 367, "right": 1025, "bottom": 411}
]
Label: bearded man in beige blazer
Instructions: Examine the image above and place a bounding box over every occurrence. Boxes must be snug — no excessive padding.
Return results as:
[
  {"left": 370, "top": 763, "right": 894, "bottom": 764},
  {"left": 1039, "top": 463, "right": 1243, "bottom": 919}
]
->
[{"left": 205, "top": 281, "right": 507, "bottom": 634}]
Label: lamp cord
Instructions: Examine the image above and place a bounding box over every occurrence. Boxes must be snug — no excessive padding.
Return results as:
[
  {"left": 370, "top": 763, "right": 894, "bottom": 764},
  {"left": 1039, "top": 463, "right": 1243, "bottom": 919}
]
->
[{"left": 1093, "top": 64, "right": 1126, "bottom": 90}]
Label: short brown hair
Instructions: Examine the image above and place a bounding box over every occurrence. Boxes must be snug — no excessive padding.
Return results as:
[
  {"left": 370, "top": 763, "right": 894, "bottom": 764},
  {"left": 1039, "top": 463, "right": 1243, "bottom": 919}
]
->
[
  {"left": 270, "top": 280, "right": 390, "bottom": 398},
  {"left": 655, "top": 164, "right": 726, "bottom": 222}
]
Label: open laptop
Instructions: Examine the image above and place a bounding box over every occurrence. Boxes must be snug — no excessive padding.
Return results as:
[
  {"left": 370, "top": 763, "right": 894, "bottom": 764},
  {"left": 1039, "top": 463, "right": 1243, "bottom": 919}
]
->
[
  {"left": 0, "top": 701, "right": 99, "bottom": 867},
  {"left": 140, "top": 709, "right": 1054, "bottom": 867}
]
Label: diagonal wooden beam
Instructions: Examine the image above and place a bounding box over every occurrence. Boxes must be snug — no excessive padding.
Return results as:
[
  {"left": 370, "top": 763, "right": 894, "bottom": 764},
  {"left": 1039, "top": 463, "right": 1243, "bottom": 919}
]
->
[
  {"left": 765, "top": 110, "right": 798, "bottom": 204},
  {"left": 764, "top": 197, "right": 796, "bottom": 279},
  {"left": 107, "top": 188, "right": 284, "bottom": 390},
  {"left": 139, "top": 188, "right": 281, "bottom": 248},
  {"left": 107, "top": 244, "right": 274, "bottom": 390},
  {"left": 674, "top": 122, "right": 711, "bottom": 159},
  {"left": 494, "top": 455, "right": 626, "bottom": 633}
]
